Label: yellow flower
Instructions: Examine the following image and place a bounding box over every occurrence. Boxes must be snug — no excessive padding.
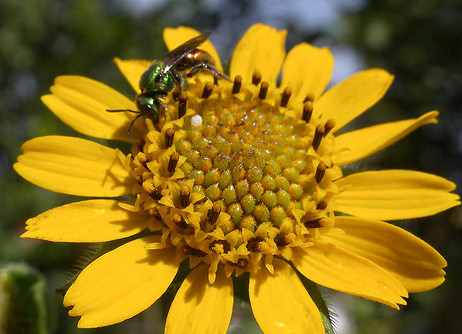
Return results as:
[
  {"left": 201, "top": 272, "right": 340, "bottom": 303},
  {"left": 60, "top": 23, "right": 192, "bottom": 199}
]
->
[{"left": 15, "top": 24, "right": 460, "bottom": 333}]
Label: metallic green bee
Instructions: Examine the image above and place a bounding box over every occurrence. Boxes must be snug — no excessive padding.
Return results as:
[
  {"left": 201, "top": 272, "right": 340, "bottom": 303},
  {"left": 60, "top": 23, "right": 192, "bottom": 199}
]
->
[{"left": 108, "top": 32, "right": 230, "bottom": 133}]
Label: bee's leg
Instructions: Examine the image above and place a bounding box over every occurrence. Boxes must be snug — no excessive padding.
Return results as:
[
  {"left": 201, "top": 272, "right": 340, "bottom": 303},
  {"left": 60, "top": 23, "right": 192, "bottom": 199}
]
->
[
  {"left": 170, "top": 69, "right": 187, "bottom": 94},
  {"left": 186, "top": 64, "right": 231, "bottom": 82},
  {"left": 157, "top": 98, "right": 167, "bottom": 111}
]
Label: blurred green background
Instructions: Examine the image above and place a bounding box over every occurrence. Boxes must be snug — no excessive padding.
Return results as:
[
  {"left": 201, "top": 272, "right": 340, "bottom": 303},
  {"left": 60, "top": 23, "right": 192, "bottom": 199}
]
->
[{"left": 1, "top": 0, "right": 461, "bottom": 333}]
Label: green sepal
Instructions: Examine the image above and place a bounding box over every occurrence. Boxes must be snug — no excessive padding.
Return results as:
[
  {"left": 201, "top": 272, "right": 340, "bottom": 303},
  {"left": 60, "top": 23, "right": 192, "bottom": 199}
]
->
[
  {"left": 0, "top": 263, "right": 49, "bottom": 334},
  {"left": 297, "top": 268, "right": 335, "bottom": 334}
]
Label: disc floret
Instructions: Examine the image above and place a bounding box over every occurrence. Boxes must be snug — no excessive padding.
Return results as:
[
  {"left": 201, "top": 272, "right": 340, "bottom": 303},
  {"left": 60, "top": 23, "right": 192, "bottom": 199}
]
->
[{"left": 128, "top": 74, "right": 341, "bottom": 282}]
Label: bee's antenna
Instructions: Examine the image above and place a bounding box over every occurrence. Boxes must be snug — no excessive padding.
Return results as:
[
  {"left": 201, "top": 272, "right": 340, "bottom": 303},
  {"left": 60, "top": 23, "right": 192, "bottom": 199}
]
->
[
  {"left": 127, "top": 114, "right": 143, "bottom": 134},
  {"left": 106, "top": 109, "right": 140, "bottom": 114},
  {"left": 106, "top": 109, "right": 141, "bottom": 134}
]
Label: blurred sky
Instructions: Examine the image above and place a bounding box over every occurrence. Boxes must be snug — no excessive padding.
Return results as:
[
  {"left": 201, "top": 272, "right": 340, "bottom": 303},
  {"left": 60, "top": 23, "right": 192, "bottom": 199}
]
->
[{"left": 116, "top": 0, "right": 368, "bottom": 84}]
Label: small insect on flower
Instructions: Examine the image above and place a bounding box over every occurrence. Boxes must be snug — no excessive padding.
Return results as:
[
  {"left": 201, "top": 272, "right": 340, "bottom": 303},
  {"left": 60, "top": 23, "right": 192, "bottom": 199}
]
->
[
  {"left": 14, "top": 24, "right": 460, "bottom": 334},
  {"left": 107, "top": 32, "right": 230, "bottom": 133}
]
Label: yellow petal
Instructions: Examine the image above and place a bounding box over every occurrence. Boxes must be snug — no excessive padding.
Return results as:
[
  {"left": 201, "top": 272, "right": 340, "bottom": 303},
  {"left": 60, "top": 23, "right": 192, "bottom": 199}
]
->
[
  {"left": 14, "top": 136, "right": 133, "bottom": 197},
  {"left": 334, "top": 170, "right": 460, "bottom": 220},
  {"left": 63, "top": 236, "right": 179, "bottom": 328},
  {"left": 249, "top": 258, "right": 324, "bottom": 333},
  {"left": 333, "top": 111, "right": 439, "bottom": 166},
  {"left": 163, "top": 26, "right": 223, "bottom": 72},
  {"left": 314, "top": 69, "right": 394, "bottom": 132},
  {"left": 42, "top": 76, "right": 144, "bottom": 142},
  {"left": 293, "top": 243, "right": 408, "bottom": 309},
  {"left": 114, "top": 58, "right": 151, "bottom": 93},
  {"left": 323, "top": 216, "right": 447, "bottom": 292},
  {"left": 229, "top": 23, "right": 286, "bottom": 86},
  {"left": 21, "top": 199, "right": 150, "bottom": 242},
  {"left": 165, "top": 265, "right": 233, "bottom": 334},
  {"left": 280, "top": 43, "right": 334, "bottom": 101}
]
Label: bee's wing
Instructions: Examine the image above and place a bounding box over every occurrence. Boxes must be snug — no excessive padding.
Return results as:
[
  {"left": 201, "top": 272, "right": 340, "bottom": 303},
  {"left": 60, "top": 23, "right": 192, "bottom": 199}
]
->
[{"left": 160, "top": 32, "right": 211, "bottom": 74}]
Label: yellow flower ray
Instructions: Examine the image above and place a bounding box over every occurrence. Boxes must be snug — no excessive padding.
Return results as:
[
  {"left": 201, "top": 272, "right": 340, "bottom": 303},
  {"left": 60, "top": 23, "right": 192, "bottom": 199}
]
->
[
  {"left": 63, "top": 236, "right": 179, "bottom": 328},
  {"left": 293, "top": 244, "right": 408, "bottom": 309},
  {"left": 229, "top": 23, "right": 286, "bottom": 86},
  {"left": 314, "top": 69, "right": 394, "bottom": 132},
  {"left": 322, "top": 216, "right": 447, "bottom": 292},
  {"left": 113, "top": 58, "right": 151, "bottom": 93},
  {"left": 280, "top": 43, "right": 334, "bottom": 101},
  {"left": 165, "top": 264, "right": 233, "bottom": 334},
  {"left": 21, "top": 199, "right": 151, "bottom": 242},
  {"left": 249, "top": 258, "right": 324, "bottom": 333},
  {"left": 333, "top": 111, "right": 439, "bottom": 166},
  {"left": 42, "top": 76, "right": 144, "bottom": 142},
  {"left": 14, "top": 136, "right": 134, "bottom": 197},
  {"left": 335, "top": 170, "right": 460, "bottom": 220}
]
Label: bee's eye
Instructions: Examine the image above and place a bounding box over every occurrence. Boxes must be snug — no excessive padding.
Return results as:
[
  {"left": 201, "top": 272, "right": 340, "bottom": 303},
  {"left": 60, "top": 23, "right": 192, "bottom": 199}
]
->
[{"left": 155, "top": 74, "right": 163, "bottom": 84}]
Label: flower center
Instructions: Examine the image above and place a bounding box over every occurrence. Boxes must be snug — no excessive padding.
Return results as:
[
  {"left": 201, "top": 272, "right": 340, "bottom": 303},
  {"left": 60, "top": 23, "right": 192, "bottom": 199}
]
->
[{"left": 128, "top": 73, "right": 341, "bottom": 281}]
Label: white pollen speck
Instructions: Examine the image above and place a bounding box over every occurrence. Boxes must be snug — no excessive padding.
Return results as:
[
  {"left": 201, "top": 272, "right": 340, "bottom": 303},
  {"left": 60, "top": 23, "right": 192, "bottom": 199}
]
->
[{"left": 191, "top": 114, "right": 203, "bottom": 127}]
